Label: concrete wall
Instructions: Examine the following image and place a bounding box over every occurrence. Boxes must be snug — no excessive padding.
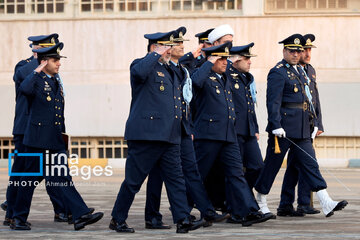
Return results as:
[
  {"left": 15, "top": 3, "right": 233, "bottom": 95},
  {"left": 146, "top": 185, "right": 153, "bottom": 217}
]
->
[{"left": 1, "top": 15, "right": 360, "bottom": 138}]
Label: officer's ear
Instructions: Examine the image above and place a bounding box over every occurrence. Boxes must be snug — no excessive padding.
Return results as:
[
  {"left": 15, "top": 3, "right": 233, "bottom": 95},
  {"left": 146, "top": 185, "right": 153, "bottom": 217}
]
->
[{"left": 149, "top": 44, "right": 156, "bottom": 53}]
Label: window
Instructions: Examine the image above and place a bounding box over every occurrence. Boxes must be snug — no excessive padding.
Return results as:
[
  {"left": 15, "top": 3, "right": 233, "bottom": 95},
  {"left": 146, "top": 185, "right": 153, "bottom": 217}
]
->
[
  {"left": 81, "top": 0, "right": 115, "bottom": 13},
  {"left": 0, "top": 136, "right": 359, "bottom": 160},
  {"left": 0, "top": 138, "right": 14, "bottom": 159},
  {"left": 170, "top": 0, "right": 240, "bottom": 11},
  {"left": 265, "top": 0, "right": 356, "bottom": 13},
  {"left": 70, "top": 137, "right": 128, "bottom": 159},
  {"left": 80, "top": 0, "right": 241, "bottom": 13},
  {"left": 0, "top": 0, "right": 65, "bottom": 14},
  {"left": 0, "top": 0, "right": 26, "bottom": 14}
]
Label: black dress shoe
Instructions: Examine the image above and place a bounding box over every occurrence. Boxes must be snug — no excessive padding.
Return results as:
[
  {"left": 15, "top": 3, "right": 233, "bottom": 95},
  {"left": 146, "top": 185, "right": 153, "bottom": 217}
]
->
[
  {"left": 3, "top": 218, "right": 12, "bottom": 226},
  {"left": 109, "top": 218, "right": 135, "bottom": 233},
  {"left": 326, "top": 200, "right": 349, "bottom": 217},
  {"left": 1, "top": 201, "right": 7, "bottom": 211},
  {"left": 204, "top": 211, "right": 230, "bottom": 223},
  {"left": 68, "top": 207, "right": 94, "bottom": 224},
  {"left": 145, "top": 218, "right": 171, "bottom": 229},
  {"left": 176, "top": 218, "right": 205, "bottom": 233},
  {"left": 8, "top": 218, "right": 31, "bottom": 227},
  {"left": 333, "top": 200, "right": 348, "bottom": 212},
  {"left": 54, "top": 213, "right": 69, "bottom": 222},
  {"left": 10, "top": 218, "right": 31, "bottom": 230},
  {"left": 264, "top": 212, "right": 277, "bottom": 219},
  {"left": 74, "top": 212, "right": 104, "bottom": 230},
  {"left": 226, "top": 215, "right": 244, "bottom": 224},
  {"left": 241, "top": 212, "right": 274, "bottom": 227},
  {"left": 297, "top": 205, "right": 320, "bottom": 214},
  {"left": 277, "top": 205, "right": 305, "bottom": 217},
  {"left": 227, "top": 212, "right": 273, "bottom": 227}
]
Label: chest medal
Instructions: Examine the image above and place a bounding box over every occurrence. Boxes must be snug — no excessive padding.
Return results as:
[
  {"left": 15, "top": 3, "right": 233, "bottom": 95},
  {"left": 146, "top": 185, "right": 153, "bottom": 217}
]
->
[
  {"left": 160, "top": 81, "right": 165, "bottom": 91},
  {"left": 47, "top": 95, "right": 52, "bottom": 101},
  {"left": 216, "top": 87, "right": 220, "bottom": 94},
  {"left": 234, "top": 83, "right": 239, "bottom": 89},
  {"left": 293, "top": 84, "right": 299, "bottom": 93}
]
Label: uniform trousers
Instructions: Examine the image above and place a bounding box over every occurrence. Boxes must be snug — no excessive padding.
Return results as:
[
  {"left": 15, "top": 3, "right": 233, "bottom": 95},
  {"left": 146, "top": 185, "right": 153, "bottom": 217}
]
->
[
  {"left": 254, "top": 135, "right": 327, "bottom": 195},
  {"left": 6, "top": 135, "right": 66, "bottom": 219},
  {"left": 194, "top": 139, "right": 259, "bottom": 217},
  {"left": 111, "top": 140, "right": 189, "bottom": 224},
  {"left": 279, "top": 149, "right": 312, "bottom": 207},
  {"left": 145, "top": 134, "right": 214, "bottom": 222},
  {"left": 12, "top": 147, "right": 90, "bottom": 223}
]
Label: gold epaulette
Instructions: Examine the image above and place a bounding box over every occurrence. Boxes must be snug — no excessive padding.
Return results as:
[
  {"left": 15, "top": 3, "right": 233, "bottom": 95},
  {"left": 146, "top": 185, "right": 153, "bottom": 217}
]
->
[{"left": 276, "top": 63, "right": 283, "bottom": 69}]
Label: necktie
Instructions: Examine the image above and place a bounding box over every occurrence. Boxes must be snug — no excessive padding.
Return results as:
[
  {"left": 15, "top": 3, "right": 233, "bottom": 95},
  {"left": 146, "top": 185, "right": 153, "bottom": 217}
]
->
[
  {"left": 164, "top": 64, "right": 174, "bottom": 79},
  {"left": 182, "top": 67, "right": 192, "bottom": 119},
  {"left": 299, "top": 65, "right": 316, "bottom": 116}
]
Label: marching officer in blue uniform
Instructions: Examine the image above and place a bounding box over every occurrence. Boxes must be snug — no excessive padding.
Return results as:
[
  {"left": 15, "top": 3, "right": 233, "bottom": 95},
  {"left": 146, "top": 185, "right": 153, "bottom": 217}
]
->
[
  {"left": 4, "top": 34, "right": 70, "bottom": 226},
  {"left": 179, "top": 28, "right": 214, "bottom": 74},
  {"left": 279, "top": 34, "right": 323, "bottom": 216},
  {"left": 227, "top": 43, "right": 266, "bottom": 192},
  {"left": 191, "top": 42, "right": 273, "bottom": 226},
  {"left": 1, "top": 35, "right": 53, "bottom": 214},
  {"left": 254, "top": 34, "right": 348, "bottom": 218},
  {"left": 11, "top": 42, "right": 103, "bottom": 230},
  {"left": 144, "top": 27, "right": 229, "bottom": 230},
  {"left": 110, "top": 30, "right": 203, "bottom": 234},
  {"left": 200, "top": 24, "right": 235, "bottom": 212}
]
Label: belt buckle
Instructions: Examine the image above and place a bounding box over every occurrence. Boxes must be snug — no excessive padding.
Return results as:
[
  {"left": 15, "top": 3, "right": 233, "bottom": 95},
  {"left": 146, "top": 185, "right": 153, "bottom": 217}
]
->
[{"left": 303, "top": 102, "right": 308, "bottom": 111}]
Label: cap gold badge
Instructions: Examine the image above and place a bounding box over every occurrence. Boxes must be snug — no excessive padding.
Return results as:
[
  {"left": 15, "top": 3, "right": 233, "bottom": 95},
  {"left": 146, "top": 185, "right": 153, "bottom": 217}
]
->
[
  {"left": 294, "top": 38, "right": 300, "bottom": 45},
  {"left": 57, "top": 47, "right": 61, "bottom": 55}
]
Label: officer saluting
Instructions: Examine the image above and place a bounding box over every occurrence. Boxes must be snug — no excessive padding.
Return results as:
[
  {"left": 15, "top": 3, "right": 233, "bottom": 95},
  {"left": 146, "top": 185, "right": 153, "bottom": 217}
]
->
[
  {"left": 191, "top": 42, "right": 272, "bottom": 226},
  {"left": 179, "top": 28, "right": 214, "bottom": 74},
  {"left": 227, "top": 43, "right": 267, "bottom": 194},
  {"left": 110, "top": 30, "right": 203, "bottom": 234},
  {"left": 5, "top": 34, "right": 69, "bottom": 226},
  {"left": 254, "top": 34, "right": 348, "bottom": 218},
  {"left": 12, "top": 42, "right": 103, "bottom": 230},
  {"left": 144, "top": 27, "right": 228, "bottom": 230},
  {"left": 279, "top": 34, "right": 323, "bottom": 216}
]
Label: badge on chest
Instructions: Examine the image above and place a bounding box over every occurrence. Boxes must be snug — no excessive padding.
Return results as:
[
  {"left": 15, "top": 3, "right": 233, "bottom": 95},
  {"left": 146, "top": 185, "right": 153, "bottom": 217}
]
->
[
  {"left": 209, "top": 76, "right": 217, "bottom": 82},
  {"left": 44, "top": 81, "right": 52, "bottom": 92},
  {"left": 230, "top": 73, "right": 239, "bottom": 80}
]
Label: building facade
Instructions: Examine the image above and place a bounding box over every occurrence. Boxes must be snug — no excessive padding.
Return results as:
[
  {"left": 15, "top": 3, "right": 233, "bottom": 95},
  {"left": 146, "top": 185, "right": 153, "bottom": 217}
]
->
[{"left": 1, "top": 0, "right": 360, "bottom": 165}]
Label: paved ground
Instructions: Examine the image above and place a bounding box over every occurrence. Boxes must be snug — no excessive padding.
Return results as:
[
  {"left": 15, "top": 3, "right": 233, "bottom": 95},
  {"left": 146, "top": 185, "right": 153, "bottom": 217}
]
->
[{"left": 0, "top": 167, "right": 359, "bottom": 239}]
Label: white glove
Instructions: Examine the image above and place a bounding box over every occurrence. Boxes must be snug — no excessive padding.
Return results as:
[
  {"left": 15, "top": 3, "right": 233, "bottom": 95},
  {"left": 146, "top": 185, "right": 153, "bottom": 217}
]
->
[
  {"left": 311, "top": 126, "right": 319, "bottom": 139},
  {"left": 272, "top": 128, "right": 286, "bottom": 138}
]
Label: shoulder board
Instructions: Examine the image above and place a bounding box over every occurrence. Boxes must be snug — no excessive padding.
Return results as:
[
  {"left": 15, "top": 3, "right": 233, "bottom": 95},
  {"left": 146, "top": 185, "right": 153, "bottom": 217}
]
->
[{"left": 276, "top": 63, "right": 283, "bottom": 69}]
